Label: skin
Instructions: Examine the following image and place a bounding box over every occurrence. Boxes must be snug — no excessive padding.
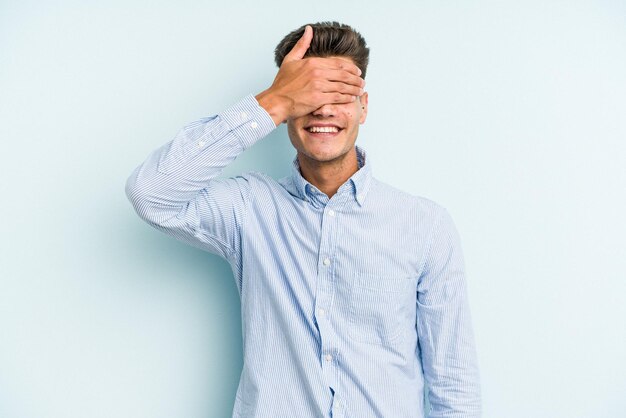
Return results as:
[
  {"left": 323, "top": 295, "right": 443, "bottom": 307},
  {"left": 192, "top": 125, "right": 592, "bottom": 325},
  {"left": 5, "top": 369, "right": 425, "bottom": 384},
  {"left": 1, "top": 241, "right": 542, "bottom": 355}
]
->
[{"left": 255, "top": 25, "right": 368, "bottom": 198}]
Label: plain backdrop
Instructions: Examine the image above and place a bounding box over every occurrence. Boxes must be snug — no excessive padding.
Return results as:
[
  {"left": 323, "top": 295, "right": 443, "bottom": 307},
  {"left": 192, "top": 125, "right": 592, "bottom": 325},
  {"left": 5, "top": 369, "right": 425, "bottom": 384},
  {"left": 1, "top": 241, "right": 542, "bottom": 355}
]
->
[{"left": 1, "top": 1, "right": 625, "bottom": 417}]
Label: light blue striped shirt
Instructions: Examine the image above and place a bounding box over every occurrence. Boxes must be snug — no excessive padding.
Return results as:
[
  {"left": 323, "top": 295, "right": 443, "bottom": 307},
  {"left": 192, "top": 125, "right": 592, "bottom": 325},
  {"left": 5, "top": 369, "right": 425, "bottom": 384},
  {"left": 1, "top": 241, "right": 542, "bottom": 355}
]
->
[{"left": 126, "top": 95, "right": 481, "bottom": 417}]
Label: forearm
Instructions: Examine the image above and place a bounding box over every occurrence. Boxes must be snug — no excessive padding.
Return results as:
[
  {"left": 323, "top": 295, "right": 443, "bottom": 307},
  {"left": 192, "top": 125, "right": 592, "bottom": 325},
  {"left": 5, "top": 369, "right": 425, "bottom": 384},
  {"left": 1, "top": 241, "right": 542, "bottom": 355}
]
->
[
  {"left": 417, "top": 208, "right": 482, "bottom": 417},
  {"left": 125, "top": 94, "right": 275, "bottom": 227},
  {"left": 420, "top": 292, "right": 481, "bottom": 417}
]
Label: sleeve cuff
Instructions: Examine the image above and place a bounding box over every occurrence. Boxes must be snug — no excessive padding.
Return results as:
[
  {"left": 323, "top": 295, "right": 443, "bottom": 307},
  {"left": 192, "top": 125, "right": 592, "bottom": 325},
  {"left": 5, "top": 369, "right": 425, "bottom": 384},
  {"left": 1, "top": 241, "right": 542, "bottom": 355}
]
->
[{"left": 218, "top": 94, "right": 277, "bottom": 150}]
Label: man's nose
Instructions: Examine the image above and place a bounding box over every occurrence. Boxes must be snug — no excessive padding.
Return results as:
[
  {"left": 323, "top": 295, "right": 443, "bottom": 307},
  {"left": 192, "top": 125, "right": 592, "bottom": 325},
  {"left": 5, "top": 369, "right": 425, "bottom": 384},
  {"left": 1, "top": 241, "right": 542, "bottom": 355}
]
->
[{"left": 312, "top": 103, "right": 336, "bottom": 117}]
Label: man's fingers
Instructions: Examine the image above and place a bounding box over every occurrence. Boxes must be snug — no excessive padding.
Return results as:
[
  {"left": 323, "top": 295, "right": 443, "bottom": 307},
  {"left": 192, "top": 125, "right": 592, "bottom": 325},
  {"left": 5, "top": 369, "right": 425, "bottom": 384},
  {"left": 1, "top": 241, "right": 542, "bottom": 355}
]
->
[
  {"left": 324, "top": 69, "right": 365, "bottom": 88},
  {"left": 283, "top": 25, "right": 313, "bottom": 63},
  {"left": 319, "top": 81, "right": 363, "bottom": 97},
  {"left": 319, "top": 92, "right": 358, "bottom": 105},
  {"left": 314, "top": 57, "right": 362, "bottom": 76}
]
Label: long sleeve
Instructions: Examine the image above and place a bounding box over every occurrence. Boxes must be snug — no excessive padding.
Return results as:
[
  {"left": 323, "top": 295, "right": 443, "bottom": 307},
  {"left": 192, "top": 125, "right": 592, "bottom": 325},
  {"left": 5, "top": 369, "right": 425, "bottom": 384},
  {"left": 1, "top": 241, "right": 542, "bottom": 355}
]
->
[
  {"left": 125, "top": 94, "right": 276, "bottom": 260},
  {"left": 416, "top": 208, "right": 482, "bottom": 418}
]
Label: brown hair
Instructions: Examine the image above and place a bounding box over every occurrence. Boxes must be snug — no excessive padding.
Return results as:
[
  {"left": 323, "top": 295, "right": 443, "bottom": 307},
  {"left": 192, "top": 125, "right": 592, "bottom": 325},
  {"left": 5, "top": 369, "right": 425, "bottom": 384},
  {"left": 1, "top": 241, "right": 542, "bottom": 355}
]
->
[{"left": 274, "top": 21, "right": 370, "bottom": 78}]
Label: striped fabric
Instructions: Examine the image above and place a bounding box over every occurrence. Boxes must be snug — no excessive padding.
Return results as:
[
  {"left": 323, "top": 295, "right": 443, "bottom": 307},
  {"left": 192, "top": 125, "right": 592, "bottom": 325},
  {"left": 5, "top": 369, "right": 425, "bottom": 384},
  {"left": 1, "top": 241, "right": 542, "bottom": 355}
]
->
[{"left": 125, "top": 95, "right": 481, "bottom": 418}]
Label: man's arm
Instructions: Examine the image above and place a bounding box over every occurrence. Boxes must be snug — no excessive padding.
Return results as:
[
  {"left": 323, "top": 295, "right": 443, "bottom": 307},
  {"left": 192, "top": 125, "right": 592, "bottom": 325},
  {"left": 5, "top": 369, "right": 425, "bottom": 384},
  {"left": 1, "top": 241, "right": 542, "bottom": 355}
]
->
[
  {"left": 416, "top": 208, "right": 482, "bottom": 417},
  {"left": 125, "top": 95, "right": 276, "bottom": 259},
  {"left": 125, "top": 25, "right": 365, "bottom": 259}
]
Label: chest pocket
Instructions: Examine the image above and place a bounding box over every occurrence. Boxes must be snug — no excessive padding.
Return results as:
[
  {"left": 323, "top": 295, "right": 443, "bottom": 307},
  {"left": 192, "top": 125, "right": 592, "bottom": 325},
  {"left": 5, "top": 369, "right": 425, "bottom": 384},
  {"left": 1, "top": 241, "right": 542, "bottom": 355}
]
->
[{"left": 348, "top": 273, "right": 417, "bottom": 347}]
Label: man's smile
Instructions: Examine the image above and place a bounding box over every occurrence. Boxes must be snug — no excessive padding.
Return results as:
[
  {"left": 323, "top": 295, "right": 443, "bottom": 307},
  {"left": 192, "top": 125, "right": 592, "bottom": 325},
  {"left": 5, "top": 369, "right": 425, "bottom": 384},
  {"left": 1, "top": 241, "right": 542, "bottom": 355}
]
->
[{"left": 303, "top": 123, "right": 344, "bottom": 138}]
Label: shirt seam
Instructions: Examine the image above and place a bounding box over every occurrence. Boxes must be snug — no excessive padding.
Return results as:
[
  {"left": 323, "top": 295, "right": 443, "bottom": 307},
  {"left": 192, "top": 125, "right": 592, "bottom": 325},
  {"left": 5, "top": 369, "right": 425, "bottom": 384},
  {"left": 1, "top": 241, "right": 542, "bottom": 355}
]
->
[
  {"left": 418, "top": 207, "right": 447, "bottom": 279},
  {"left": 235, "top": 173, "right": 254, "bottom": 264}
]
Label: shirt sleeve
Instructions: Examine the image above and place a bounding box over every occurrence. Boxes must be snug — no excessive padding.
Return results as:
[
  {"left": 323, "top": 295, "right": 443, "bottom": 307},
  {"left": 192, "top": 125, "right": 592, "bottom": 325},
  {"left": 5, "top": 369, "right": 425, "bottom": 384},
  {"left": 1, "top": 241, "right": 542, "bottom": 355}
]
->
[
  {"left": 125, "top": 94, "right": 276, "bottom": 261},
  {"left": 416, "top": 207, "right": 482, "bottom": 418}
]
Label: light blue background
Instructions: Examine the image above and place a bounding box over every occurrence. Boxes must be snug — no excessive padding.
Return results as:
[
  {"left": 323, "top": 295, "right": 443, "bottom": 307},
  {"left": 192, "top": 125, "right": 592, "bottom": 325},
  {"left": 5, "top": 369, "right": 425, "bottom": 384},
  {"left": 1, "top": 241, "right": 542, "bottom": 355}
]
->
[{"left": 1, "top": 1, "right": 625, "bottom": 417}]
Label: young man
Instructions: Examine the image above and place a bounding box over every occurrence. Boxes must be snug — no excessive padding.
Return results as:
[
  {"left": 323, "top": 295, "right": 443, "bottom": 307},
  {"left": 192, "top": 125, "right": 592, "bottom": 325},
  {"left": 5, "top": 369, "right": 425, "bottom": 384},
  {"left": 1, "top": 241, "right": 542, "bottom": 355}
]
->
[{"left": 126, "top": 22, "right": 481, "bottom": 418}]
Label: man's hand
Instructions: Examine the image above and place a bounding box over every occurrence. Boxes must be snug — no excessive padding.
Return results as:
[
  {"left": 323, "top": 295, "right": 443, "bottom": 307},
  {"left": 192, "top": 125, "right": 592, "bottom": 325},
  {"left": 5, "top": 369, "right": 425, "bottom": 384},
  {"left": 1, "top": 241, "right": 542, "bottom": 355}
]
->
[{"left": 255, "top": 25, "right": 366, "bottom": 126}]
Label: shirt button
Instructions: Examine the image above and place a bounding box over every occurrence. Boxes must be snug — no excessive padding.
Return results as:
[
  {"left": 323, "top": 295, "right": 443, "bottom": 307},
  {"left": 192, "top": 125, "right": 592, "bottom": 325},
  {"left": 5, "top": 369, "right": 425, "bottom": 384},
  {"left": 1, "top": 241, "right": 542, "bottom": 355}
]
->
[
  {"left": 240, "top": 111, "right": 247, "bottom": 120},
  {"left": 318, "top": 308, "right": 325, "bottom": 316},
  {"left": 198, "top": 140, "right": 206, "bottom": 147},
  {"left": 328, "top": 209, "right": 335, "bottom": 216},
  {"left": 323, "top": 258, "right": 331, "bottom": 266},
  {"left": 250, "top": 121, "right": 258, "bottom": 129},
  {"left": 325, "top": 354, "right": 333, "bottom": 362}
]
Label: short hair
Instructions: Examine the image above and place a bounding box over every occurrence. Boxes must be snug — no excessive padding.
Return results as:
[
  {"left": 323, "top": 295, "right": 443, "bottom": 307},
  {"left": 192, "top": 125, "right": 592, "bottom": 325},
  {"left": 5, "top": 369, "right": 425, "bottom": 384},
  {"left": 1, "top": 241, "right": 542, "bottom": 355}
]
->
[{"left": 274, "top": 21, "right": 370, "bottom": 78}]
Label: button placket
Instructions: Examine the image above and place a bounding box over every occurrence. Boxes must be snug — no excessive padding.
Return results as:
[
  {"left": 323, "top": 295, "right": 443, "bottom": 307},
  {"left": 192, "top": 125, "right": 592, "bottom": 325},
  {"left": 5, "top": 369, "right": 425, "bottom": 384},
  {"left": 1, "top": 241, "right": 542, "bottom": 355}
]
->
[
  {"left": 316, "top": 203, "right": 340, "bottom": 390},
  {"left": 332, "top": 398, "right": 343, "bottom": 415}
]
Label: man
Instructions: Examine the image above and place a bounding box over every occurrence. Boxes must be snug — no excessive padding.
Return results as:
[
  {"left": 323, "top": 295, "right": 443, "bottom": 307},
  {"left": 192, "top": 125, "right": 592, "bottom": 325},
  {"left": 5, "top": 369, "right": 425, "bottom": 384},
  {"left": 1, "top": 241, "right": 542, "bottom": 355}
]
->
[{"left": 126, "top": 22, "right": 481, "bottom": 418}]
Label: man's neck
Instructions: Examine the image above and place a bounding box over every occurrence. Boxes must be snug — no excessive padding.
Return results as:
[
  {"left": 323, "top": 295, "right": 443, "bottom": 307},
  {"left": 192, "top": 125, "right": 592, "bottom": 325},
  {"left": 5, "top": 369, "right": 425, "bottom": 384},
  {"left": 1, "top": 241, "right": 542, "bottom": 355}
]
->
[{"left": 297, "top": 148, "right": 359, "bottom": 199}]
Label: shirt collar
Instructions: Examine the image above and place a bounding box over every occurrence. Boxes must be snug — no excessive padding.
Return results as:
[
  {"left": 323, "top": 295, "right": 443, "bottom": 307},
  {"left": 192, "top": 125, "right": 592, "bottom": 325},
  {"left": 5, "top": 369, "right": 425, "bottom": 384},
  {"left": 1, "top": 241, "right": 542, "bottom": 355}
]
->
[{"left": 290, "top": 145, "right": 372, "bottom": 206}]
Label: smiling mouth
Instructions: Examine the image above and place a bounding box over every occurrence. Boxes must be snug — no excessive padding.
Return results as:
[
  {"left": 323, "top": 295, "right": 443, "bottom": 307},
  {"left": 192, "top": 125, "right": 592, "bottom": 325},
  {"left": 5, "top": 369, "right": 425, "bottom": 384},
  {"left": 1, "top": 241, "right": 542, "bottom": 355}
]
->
[
  {"left": 304, "top": 125, "right": 344, "bottom": 136},
  {"left": 307, "top": 126, "right": 339, "bottom": 133}
]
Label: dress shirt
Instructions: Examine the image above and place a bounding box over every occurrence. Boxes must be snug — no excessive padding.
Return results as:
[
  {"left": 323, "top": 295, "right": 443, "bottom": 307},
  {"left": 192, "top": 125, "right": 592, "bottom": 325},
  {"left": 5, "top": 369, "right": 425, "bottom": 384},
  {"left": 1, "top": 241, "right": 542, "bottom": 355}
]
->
[{"left": 125, "top": 94, "right": 481, "bottom": 418}]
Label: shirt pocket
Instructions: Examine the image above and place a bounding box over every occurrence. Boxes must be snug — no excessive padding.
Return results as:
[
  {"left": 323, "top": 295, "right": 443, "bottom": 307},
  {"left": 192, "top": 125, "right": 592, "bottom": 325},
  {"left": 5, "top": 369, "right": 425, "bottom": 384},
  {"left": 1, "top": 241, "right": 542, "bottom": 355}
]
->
[{"left": 348, "top": 273, "right": 416, "bottom": 346}]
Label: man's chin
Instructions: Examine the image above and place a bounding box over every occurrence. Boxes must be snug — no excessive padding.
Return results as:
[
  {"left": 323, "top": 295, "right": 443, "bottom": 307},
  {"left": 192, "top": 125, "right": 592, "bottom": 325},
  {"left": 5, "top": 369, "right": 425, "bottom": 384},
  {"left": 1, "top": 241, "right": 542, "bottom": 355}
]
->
[{"left": 301, "top": 146, "right": 351, "bottom": 164}]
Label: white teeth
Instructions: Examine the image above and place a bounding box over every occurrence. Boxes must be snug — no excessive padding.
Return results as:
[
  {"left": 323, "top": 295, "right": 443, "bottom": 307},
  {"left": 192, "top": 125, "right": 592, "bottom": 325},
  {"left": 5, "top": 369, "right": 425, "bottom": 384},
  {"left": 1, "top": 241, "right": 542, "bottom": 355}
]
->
[{"left": 308, "top": 126, "right": 339, "bottom": 133}]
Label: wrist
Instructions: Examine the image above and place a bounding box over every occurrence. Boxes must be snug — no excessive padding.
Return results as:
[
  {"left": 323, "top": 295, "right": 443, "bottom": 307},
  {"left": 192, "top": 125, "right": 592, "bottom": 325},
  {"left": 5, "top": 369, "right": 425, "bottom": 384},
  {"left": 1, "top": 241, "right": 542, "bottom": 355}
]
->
[{"left": 255, "top": 89, "right": 289, "bottom": 127}]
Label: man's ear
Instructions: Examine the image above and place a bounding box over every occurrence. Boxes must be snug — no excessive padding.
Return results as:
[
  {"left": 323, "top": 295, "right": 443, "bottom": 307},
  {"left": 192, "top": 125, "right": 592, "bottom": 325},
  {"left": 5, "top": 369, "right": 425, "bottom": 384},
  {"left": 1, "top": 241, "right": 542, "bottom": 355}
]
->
[{"left": 359, "top": 92, "right": 369, "bottom": 124}]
